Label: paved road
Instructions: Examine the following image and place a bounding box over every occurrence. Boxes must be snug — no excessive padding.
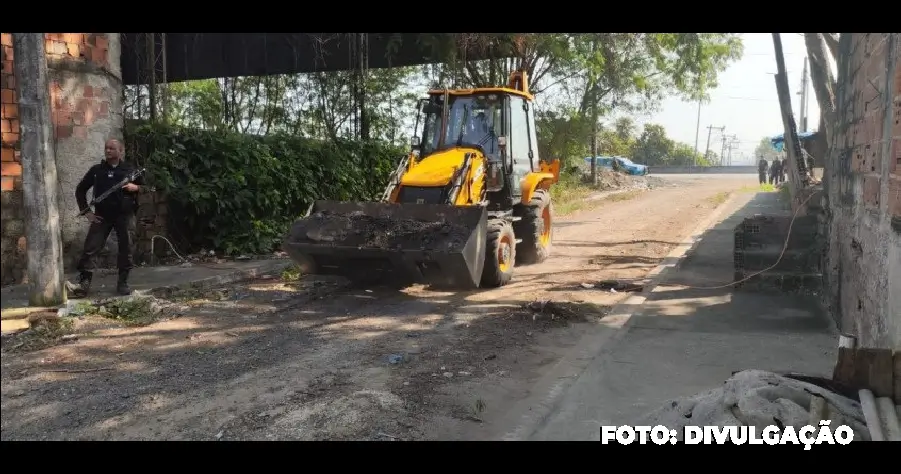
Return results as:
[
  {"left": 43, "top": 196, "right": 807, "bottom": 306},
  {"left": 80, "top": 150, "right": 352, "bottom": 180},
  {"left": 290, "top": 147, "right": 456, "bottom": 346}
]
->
[{"left": 515, "top": 191, "right": 836, "bottom": 441}]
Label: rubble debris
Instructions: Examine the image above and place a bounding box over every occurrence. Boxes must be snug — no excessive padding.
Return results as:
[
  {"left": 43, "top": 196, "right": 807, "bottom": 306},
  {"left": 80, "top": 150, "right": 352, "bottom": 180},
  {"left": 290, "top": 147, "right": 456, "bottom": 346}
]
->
[
  {"left": 636, "top": 370, "right": 871, "bottom": 442},
  {"left": 580, "top": 280, "right": 644, "bottom": 292},
  {"left": 596, "top": 280, "right": 645, "bottom": 293},
  {"left": 289, "top": 211, "right": 472, "bottom": 251},
  {"left": 510, "top": 300, "right": 606, "bottom": 326},
  {"left": 578, "top": 167, "right": 671, "bottom": 192}
]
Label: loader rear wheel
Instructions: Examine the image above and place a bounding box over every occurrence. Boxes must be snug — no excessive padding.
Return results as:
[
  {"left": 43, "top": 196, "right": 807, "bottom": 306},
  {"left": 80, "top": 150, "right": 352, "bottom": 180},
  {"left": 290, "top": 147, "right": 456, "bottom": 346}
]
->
[
  {"left": 515, "top": 189, "right": 553, "bottom": 265},
  {"left": 481, "top": 219, "right": 516, "bottom": 288}
]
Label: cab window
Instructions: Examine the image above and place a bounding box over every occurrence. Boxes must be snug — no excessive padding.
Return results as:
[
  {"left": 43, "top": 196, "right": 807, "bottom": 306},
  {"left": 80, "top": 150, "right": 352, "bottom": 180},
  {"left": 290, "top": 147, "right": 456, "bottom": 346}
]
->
[{"left": 508, "top": 95, "right": 532, "bottom": 191}]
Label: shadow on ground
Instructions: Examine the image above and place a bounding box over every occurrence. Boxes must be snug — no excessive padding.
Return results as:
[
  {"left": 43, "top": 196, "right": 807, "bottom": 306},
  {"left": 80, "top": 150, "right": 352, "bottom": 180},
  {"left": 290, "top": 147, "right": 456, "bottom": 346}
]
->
[
  {"left": 523, "top": 190, "right": 837, "bottom": 441},
  {"left": 0, "top": 271, "right": 610, "bottom": 440}
]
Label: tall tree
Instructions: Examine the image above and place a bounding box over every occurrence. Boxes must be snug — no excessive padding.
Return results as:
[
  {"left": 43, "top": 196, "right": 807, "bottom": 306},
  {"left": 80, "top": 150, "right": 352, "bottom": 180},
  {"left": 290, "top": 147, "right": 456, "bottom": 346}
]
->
[{"left": 754, "top": 136, "right": 781, "bottom": 161}]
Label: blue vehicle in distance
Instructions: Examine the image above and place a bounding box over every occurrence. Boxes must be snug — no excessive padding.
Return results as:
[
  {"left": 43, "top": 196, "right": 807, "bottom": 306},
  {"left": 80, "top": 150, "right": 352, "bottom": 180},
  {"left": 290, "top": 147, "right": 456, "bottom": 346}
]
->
[{"left": 583, "top": 156, "right": 650, "bottom": 176}]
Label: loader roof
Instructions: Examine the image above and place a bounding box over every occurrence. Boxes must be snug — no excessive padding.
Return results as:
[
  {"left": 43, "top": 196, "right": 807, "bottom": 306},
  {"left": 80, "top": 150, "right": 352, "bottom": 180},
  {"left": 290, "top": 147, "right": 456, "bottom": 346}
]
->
[{"left": 427, "top": 87, "right": 534, "bottom": 101}]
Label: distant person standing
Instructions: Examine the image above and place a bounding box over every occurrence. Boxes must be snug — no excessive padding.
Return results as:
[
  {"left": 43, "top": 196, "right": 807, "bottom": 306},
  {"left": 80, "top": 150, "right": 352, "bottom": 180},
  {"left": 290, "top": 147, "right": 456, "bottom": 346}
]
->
[
  {"left": 758, "top": 156, "right": 768, "bottom": 185},
  {"left": 769, "top": 158, "right": 783, "bottom": 185},
  {"left": 780, "top": 157, "right": 788, "bottom": 183}
]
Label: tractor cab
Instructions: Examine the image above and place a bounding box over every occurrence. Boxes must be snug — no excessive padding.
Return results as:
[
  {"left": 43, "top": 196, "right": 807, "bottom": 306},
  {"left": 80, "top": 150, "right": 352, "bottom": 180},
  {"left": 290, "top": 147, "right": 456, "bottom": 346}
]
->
[{"left": 409, "top": 71, "right": 540, "bottom": 206}]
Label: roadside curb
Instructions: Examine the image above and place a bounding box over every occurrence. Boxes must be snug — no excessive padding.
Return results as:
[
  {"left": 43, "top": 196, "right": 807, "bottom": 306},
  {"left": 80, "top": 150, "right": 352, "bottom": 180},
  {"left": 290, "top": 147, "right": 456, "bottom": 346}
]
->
[
  {"left": 148, "top": 259, "right": 295, "bottom": 298},
  {"left": 1, "top": 306, "right": 55, "bottom": 321},
  {"left": 0, "top": 259, "right": 295, "bottom": 323},
  {"left": 495, "top": 191, "right": 742, "bottom": 441}
]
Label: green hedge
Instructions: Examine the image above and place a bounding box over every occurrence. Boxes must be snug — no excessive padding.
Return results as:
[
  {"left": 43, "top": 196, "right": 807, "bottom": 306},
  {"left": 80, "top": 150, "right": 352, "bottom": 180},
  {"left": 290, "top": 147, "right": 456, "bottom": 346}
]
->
[{"left": 125, "top": 123, "right": 404, "bottom": 256}]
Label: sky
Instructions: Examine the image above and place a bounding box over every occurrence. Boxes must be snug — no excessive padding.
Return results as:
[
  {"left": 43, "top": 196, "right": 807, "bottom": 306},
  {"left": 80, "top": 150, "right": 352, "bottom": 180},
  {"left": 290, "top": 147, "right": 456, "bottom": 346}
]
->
[{"left": 631, "top": 33, "right": 823, "bottom": 165}]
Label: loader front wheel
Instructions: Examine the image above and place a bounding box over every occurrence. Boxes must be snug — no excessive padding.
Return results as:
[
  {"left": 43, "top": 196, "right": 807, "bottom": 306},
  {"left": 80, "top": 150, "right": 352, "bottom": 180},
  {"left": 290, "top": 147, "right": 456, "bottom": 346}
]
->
[
  {"left": 515, "top": 188, "right": 553, "bottom": 265},
  {"left": 481, "top": 219, "right": 516, "bottom": 288}
]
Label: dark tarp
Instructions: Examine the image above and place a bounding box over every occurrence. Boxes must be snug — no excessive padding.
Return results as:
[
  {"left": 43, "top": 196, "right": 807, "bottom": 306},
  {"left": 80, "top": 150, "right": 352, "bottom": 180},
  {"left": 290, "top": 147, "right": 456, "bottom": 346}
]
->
[{"left": 120, "top": 33, "right": 500, "bottom": 85}]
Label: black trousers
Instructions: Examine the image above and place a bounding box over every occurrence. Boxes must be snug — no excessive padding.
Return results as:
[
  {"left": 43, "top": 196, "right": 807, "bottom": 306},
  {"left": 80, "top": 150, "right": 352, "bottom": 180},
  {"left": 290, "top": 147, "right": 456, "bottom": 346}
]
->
[
  {"left": 76, "top": 213, "right": 134, "bottom": 273},
  {"left": 758, "top": 171, "right": 766, "bottom": 184}
]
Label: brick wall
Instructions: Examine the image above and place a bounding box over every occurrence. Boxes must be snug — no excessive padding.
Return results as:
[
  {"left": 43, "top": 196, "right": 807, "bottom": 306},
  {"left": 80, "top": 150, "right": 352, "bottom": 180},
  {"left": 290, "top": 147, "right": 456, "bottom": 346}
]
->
[
  {"left": 135, "top": 191, "right": 168, "bottom": 263},
  {"left": 1, "top": 33, "right": 25, "bottom": 284},
  {"left": 824, "top": 33, "right": 901, "bottom": 349},
  {"left": 0, "top": 33, "right": 123, "bottom": 286}
]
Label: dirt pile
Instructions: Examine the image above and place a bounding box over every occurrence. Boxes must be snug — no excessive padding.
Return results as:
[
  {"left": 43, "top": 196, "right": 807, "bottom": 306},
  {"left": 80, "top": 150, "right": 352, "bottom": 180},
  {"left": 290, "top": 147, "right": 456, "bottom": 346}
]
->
[
  {"left": 591, "top": 168, "right": 670, "bottom": 191},
  {"left": 511, "top": 300, "right": 608, "bottom": 327},
  {"left": 594, "top": 168, "right": 637, "bottom": 190},
  {"left": 636, "top": 370, "right": 871, "bottom": 442},
  {"left": 290, "top": 211, "right": 473, "bottom": 251}
]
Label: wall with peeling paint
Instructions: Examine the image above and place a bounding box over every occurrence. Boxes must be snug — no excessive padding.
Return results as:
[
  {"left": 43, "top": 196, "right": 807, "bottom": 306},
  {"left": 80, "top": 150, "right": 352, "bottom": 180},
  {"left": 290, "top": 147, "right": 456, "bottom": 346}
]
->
[{"left": 0, "top": 33, "right": 123, "bottom": 285}]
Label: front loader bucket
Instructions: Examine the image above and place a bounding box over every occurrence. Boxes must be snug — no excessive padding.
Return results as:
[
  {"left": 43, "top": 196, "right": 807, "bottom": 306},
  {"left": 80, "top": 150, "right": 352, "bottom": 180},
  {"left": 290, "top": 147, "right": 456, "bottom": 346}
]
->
[{"left": 282, "top": 201, "right": 488, "bottom": 289}]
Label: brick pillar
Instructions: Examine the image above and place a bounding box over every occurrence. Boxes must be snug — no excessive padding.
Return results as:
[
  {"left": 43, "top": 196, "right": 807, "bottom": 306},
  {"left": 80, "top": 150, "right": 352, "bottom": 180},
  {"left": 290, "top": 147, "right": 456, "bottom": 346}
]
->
[
  {"left": 1, "top": 33, "right": 25, "bottom": 285},
  {"left": 0, "top": 33, "right": 122, "bottom": 286}
]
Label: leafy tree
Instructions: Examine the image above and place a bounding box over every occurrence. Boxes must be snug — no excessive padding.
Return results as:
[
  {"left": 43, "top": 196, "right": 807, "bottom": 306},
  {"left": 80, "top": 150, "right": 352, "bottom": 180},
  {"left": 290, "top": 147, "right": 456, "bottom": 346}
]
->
[
  {"left": 753, "top": 136, "right": 781, "bottom": 161},
  {"left": 418, "top": 33, "right": 742, "bottom": 172}
]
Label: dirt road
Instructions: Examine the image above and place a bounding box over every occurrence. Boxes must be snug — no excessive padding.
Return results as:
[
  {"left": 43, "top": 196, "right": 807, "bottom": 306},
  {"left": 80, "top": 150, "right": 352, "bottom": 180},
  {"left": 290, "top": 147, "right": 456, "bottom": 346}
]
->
[{"left": 1, "top": 176, "right": 754, "bottom": 441}]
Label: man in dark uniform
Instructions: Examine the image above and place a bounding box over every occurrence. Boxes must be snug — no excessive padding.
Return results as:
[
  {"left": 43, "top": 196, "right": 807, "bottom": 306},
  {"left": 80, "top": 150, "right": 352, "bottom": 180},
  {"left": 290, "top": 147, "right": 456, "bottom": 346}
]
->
[
  {"left": 769, "top": 157, "right": 782, "bottom": 184},
  {"left": 757, "top": 155, "right": 768, "bottom": 185},
  {"left": 70, "top": 138, "right": 145, "bottom": 297}
]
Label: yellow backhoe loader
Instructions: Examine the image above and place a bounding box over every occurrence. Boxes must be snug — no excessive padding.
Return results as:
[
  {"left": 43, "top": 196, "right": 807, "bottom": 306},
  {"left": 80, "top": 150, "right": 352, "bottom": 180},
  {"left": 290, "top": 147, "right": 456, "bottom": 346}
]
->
[{"left": 282, "top": 70, "right": 560, "bottom": 288}]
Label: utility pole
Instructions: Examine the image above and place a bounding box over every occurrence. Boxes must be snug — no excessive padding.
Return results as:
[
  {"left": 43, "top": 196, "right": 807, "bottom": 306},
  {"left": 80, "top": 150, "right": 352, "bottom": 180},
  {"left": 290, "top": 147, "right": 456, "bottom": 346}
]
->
[
  {"left": 12, "top": 33, "right": 67, "bottom": 306},
  {"left": 704, "top": 125, "right": 725, "bottom": 165},
  {"left": 693, "top": 99, "right": 702, "bottom": 167},
  {"left": 799, "top": 57, "right": 809, "bottom": 132},
  {"left": 703, "top": 125, "right": 725, "bottom": 165},
  {"left": 720, "top": 134, "right": 729, "bottom": 166},
  {"left": 726, "top": 137, "right": 740, "bottom": 166}
]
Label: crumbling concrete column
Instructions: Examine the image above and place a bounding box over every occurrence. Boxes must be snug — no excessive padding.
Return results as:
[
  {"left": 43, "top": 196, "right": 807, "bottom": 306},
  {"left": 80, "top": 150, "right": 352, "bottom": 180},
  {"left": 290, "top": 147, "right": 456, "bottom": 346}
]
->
[{"left": 0, "top": 33, "right": 122, "bottom": 285}]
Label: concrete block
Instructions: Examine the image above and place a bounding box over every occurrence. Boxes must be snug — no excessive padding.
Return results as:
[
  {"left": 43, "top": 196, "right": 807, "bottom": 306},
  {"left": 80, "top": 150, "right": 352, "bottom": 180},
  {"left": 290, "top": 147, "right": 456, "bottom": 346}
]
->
[
  {"left": 734, "top": 271, "right": 822, "bottom": 293},
  {"left": 735, "top": 248, "right": 819, "bottom": 273},
  {"left": 733, "top": 215, "right": 819, "bottom": 252}
]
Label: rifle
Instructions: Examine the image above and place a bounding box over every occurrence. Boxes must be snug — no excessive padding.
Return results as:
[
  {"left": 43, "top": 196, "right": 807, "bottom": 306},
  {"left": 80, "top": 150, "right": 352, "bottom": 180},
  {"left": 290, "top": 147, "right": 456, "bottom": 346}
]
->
[{"left": 78, "top": 167, "right": 147, "bottom": 217}]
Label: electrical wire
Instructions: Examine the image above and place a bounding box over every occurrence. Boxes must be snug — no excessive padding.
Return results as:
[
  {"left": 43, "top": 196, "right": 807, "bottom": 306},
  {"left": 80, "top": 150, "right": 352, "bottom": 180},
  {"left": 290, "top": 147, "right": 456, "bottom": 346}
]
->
[
  {"left": 657, "top": 189, "right": 818, "bottom": 290},
  {"left": 150, "top": 234, "right": 187, "bottom": 263},
  {"left": 148, "top": 234, "right": 278, "bottom": 271}
]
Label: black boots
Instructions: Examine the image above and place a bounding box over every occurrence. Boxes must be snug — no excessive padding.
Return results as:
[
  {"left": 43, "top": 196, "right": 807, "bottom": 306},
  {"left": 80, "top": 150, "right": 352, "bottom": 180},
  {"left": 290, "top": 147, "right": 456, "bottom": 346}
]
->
[
  {"left": 66, "top": 270, "right": 132, "bottom": 297},
  {"left": 117, "top": 270, "right": 132, "bottom": 296},
  {"left": 67, "top": 271, "right": 93, "bottom": 298}
]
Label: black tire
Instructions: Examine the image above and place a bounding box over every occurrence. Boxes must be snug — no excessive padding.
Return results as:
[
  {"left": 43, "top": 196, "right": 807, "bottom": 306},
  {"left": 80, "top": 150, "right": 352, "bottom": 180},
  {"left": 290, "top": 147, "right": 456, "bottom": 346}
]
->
[
  {"left": 515, "top": 189, "right": 553, "bottom": 265},
  {"left": 480, "top": 219, "right": 516, "bottom": 288}
]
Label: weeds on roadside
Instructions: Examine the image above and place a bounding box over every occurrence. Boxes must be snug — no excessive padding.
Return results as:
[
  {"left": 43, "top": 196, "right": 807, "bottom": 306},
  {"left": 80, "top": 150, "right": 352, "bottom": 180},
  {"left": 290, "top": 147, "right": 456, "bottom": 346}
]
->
[
  {"left": 282, "top": 265, "right": 303, "bottom": 281},
  {"left": 777, "top": 185, "right": 791, "bottom": 203},
  {"left": 553, "top": 174, "right": 596, "bottom": 215},
  {"left": 739, "top": 183, "right": 777, "bottom": 193},
  {"left": 552, "top": 174, "right": 642, "bottom": 216},
  {"left": 2, "top": 316, "right": 75, "bottom": 353},
  {"left": 96, "top": 297, "right": 162, "bottom": 326},
  {"left": 706, "top": 191, "right": 731, "bottom": 206}
]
